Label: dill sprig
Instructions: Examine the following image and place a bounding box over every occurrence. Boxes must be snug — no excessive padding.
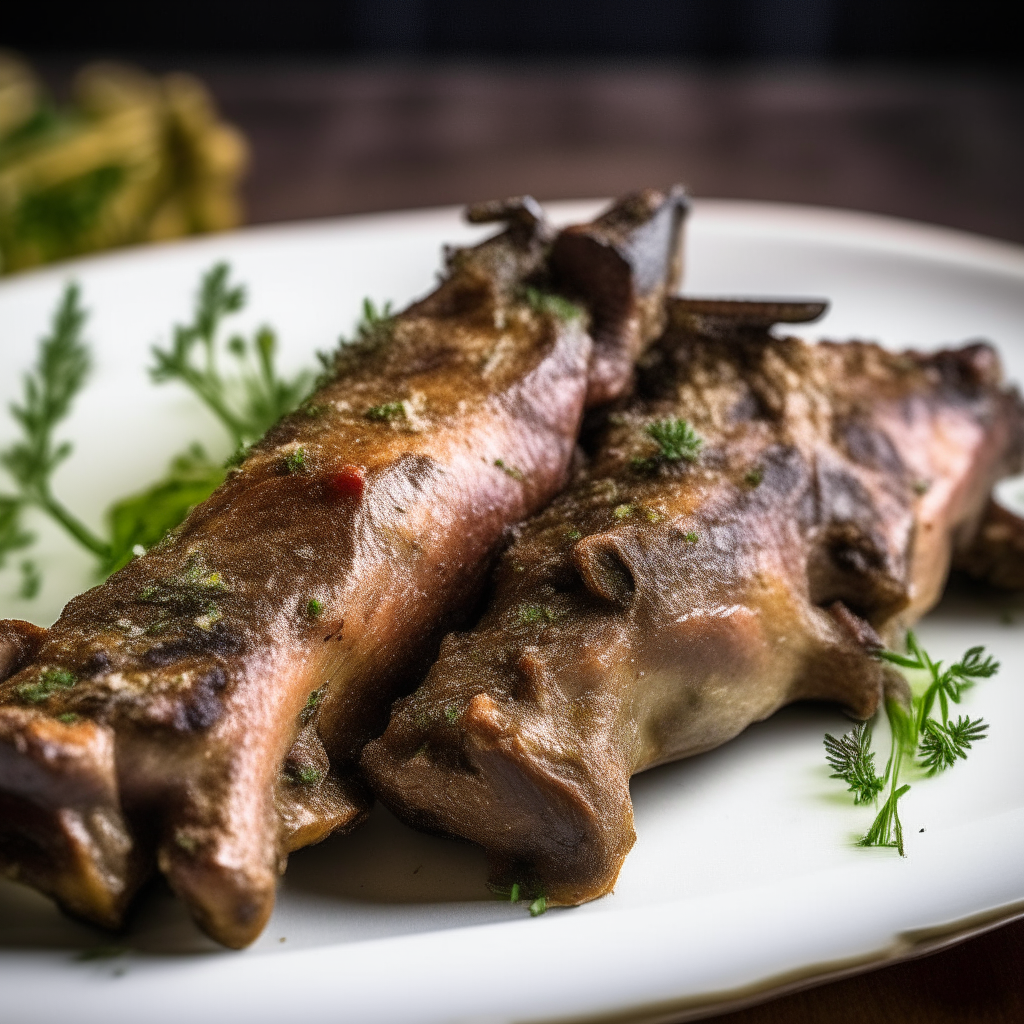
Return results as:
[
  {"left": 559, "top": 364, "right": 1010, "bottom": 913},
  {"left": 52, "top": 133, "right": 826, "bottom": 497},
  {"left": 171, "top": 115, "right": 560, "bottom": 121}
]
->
[
  {"left": 825, "top": 632, "right": 995, "bottom": 854},
  {"left": 150, "top": 263, "right": 314, "bottom": 449},
  {"left": 823, "top": 722, "right": 884, "bottom": 804},
  {"left": 647, "top": 419, "right": 703, "bottom": 462},
  {"left": 0, "top": 283, "right": 110, "bottom": 566},
  {"left": 632, "top": 418, "right": 703, "bottom": 472}
]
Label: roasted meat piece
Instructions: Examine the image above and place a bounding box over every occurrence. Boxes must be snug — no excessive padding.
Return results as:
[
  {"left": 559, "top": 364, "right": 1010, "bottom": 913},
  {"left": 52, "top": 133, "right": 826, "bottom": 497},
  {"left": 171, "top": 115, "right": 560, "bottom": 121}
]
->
[
  {"left": 363, "top": 297, "right": 1024, "bottom": 908},
  {"left": 0, "top": 187, "right": 688, "bottom": 947}
]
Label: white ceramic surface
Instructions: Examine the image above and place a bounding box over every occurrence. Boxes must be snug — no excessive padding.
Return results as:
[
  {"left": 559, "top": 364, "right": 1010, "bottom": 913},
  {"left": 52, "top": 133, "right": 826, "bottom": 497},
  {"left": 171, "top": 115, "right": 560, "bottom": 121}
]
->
[{"left": 2, "top": 200, "right": 1024, "bottom": 1024}]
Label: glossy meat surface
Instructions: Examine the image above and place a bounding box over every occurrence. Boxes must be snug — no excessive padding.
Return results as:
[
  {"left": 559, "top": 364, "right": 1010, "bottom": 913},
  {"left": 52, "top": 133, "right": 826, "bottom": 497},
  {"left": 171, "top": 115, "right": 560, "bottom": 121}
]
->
[
  {"left": 363, "top": 297, "right": 1024, "bottom": 907},
  {"left": 0, "top": 187, "right": 688, "bottom": 947}
]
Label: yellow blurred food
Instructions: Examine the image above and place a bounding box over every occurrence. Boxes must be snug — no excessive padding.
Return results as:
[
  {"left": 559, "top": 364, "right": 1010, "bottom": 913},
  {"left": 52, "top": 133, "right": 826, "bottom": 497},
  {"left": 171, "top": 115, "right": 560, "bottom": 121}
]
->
[{"left": 0, "top": 53, "right": 248, "bottom": 275}]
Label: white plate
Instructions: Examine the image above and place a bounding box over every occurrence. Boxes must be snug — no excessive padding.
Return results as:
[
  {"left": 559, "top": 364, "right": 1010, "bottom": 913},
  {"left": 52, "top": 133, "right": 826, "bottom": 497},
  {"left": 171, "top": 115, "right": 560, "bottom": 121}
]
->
[{"left": 2, "top": 201, "right": 1024, "bottom": 1024}]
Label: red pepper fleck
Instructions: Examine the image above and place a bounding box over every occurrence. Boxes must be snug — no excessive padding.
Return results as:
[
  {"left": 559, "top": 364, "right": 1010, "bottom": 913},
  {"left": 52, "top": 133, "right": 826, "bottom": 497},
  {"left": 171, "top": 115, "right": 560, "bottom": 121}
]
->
[{"left": 329, "top": 464, "right": 365, "bottom": 499}]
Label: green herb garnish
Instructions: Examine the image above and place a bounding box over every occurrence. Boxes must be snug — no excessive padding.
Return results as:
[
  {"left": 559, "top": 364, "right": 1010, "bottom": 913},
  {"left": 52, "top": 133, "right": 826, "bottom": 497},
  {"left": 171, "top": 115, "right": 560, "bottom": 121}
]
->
[
  {"left": 289, "top": 766, "right": 323, "bottom": 786},
  {"left": 0, "top": 284, "right": 108, "bottom": 565},
  {"left": 529, "top": 895, "right": 548, "bottom": 917},
  {"left": 283, "top": 448, "right": 307, "bottom": 473},
  {"left": 522, "top": 286, "right": 584, "bottom": 323},
  {"left": 646, "top": 419, "right": 703, "bottom": 463},
  {"left": 494, "top": 459, "right": 524, "bottom": 481},
  {"left": 684, "top": 531, "right": 698, "bottom": 543},
  {"left": 102, "top": 445, "right": 226, "bottom": 575},
  {"left": 18, "top": 559, "right": 41, "bottom": 599},
  {"left": 518, "top": 603, "right": 559, "bottom": 625},
  {"left": 613, "top": 503, "right": 634, "bottom": 519},
  {"left": 306, "top": 598, "right": 323, "bottom": 619},
  {"left": 16, "top": 667, "right": 76, "bottom": 704},
  {"left": 151, "top": 264, "right": 314, "bottom": 449},
  {"left": 744, "top": 468, "right": 763, "bottom": 487},
  {"left": 825, "top": 634, "right": 995, "bottom": 854},
  {"left": 365, "top": 401, "right": 407, "bottom": 422},
  {"left": 824, "top": 722, "right": 885, "bottom": 804}
]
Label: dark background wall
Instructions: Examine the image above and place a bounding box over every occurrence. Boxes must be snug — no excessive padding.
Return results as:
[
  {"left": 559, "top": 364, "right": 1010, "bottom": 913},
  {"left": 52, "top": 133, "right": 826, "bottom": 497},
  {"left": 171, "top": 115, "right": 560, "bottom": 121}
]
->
[{"left": 3, "top": 0, "right": 1019, "bottom": 63}]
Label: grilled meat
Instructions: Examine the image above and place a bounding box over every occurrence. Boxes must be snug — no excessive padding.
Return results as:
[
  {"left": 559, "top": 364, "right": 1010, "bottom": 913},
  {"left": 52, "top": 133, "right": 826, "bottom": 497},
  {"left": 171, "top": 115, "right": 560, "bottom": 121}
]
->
[
  {"left": 0, "top": 187, "right": 689, "bottom": 947},
  {"left": 363, "top": 297, "right": 1024, "bottom": 908}
]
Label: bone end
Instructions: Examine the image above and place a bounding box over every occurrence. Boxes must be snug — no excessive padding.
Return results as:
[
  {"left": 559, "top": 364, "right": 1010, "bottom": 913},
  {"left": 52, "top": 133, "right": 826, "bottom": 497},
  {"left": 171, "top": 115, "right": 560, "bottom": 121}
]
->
[{"left": 0, "top": 708, "right": 138, "bottom": 929}]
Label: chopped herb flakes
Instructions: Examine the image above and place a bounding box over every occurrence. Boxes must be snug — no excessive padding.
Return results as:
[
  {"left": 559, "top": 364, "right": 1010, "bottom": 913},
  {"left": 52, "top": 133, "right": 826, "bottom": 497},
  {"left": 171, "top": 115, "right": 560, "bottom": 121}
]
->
[
  {"left": 519, "top": 603, "right": 560, "bottom": 625},
  {"left": 684, "top": 531, "right": 699, "bottom": 543},
  {"left": 529, "top": 896, "right": 548, "bottom": 916},
  {"left": 365, "top": 401, "right": 406, "bottom": 422},
  {"left": 137, "top": 554, "right": 229, "bottom": 618},
  {"left": 494, "top": 459, "right": 524, "bottom": 481},
  {"left": 283, "top": 448, "right": 307, "bottom": 473},
  {"left": 613, "top": 503, "right": 635, "bottom": 519},
  {"left": 566, "top": 528, "right": 582, "bottom": 541},
  {"left": 523, "top": 286, "right": 584, "bottom": 322},
  {"left": 913, "top": 479, "right": 931, "bottom": 496},
  {"left": 306, "top": 598, "right": 323, "bottom": 619},
  {"left": 289, "top": 766, "right": 323, "bottom": 786},
  {"left": 58, "top": 712, "right": 79, "bottom": 724},
  {"left": 444, "top": 706, "right": 460, "bottom": 723},
  {"left": 744, "top": 468, "right": 763, "bottom": 487},
  {"left": 16, "top": 668, "right": 76, "bottom": 704}
]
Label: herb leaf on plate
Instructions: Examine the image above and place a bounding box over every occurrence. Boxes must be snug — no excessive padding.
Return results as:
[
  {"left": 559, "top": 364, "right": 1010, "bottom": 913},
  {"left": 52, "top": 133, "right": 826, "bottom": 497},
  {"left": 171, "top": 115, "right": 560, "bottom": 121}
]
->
[{"left": 826, "top": 632, "right": 994, "bottom": 854}]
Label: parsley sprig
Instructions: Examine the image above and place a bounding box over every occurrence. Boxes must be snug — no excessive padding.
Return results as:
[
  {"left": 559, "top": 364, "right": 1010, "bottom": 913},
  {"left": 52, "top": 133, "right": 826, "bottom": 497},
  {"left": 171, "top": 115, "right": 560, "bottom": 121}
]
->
[{"left": 825, "top": 633, "right": 994, "bottom": 854}]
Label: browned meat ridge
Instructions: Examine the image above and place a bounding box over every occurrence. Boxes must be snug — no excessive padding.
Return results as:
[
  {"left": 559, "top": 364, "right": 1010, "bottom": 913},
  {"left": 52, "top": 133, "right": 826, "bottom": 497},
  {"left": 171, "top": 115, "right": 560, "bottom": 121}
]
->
[
  {"left": 363, "top": 297, "right": 1024, "bottom": 908},
  {"left": 0, "top": 187, "right": 689, "bottom": 948}
]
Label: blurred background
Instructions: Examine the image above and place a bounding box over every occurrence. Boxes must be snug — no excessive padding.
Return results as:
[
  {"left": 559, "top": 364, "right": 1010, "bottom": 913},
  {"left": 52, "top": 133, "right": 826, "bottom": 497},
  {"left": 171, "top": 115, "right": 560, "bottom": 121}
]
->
[{"left": 2, "top": 0, "right": 1022, "bottom": 276}]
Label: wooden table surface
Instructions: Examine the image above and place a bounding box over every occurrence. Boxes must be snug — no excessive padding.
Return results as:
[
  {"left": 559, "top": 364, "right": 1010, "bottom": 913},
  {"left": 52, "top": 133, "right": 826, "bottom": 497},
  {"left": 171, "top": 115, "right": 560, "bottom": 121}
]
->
[{"left": 42, "top": 58, "right": 1024, "bottom": 1023}]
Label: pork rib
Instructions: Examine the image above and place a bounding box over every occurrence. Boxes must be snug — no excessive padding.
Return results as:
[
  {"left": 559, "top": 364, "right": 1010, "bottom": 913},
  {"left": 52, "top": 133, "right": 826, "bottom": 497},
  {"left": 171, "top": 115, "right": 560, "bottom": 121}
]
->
[
  {"left": 0, "top": 187, "right": 688, "bottom": 947},
  {"left": 363, "top": 297, "right": 1024, "bottom": 907}
]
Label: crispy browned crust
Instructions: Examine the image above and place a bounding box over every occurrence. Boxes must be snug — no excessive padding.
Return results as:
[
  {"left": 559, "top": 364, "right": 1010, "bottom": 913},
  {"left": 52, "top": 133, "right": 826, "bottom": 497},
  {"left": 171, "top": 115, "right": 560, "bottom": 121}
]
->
[
  {"left": 0, "top": 187, "right": 689, "bottom": 947},
  {"left": 363, "top": 297, "right": 1024, "bottom": 908}
]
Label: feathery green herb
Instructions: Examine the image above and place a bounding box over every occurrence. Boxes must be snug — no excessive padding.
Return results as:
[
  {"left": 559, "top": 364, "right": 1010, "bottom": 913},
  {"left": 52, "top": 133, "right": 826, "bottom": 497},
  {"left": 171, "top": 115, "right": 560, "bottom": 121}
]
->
[
  {"left": 825, "top": 633, "right": 995, "bottom": 854},
  {"left": 2, "top": 266, "right": 349, "bottom": 594},
  {"left": 0, "top": 283, "right": 112, "bottom": 576},
  {"left": 646, "top": 418, "right": 703, "bottom": 462},
  {"left": 823, "top": 722, "right": 884, "bottom": 804},
  {"left": 632, "top": 418, "right": 703, "bottom": 473},
  {"left": 150, "top": 263, "right": 314, "bottom": 449}
]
